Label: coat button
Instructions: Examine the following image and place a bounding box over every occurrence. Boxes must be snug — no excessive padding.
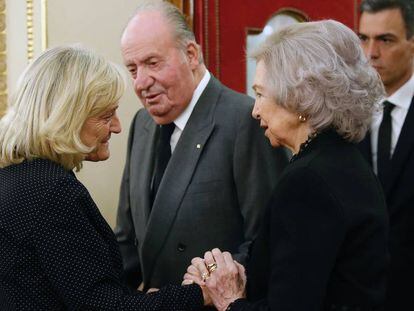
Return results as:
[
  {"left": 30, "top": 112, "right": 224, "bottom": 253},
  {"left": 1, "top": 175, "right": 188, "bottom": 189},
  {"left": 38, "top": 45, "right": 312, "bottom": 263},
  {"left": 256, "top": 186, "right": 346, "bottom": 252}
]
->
[{"left": 177, "top": 243, "right": 186, "bottom": 252}]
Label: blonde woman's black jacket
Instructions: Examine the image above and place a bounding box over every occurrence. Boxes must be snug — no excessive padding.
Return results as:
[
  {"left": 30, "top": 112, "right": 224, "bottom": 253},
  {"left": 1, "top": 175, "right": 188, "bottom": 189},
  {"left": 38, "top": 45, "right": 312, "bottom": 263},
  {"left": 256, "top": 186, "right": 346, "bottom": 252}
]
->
[
  {"left": 0, "top": 158, "right": 203, "bottom": 310},
  {"left": 231, "top": 130, "right": 389, "bottom": 311}
]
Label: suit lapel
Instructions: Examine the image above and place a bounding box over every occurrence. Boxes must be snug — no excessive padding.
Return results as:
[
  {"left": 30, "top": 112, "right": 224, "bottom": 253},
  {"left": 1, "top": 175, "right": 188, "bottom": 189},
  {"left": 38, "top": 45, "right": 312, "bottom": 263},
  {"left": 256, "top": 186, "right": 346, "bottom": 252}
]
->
[
  {"left": 385, "top": 96, "right": 414, "bottom": 201},
  {"left": 130, "top": 114, "right": 158, "bottom": 240},
  {"left": 140, "top": 77, "right": 221, "bottom": 283}
]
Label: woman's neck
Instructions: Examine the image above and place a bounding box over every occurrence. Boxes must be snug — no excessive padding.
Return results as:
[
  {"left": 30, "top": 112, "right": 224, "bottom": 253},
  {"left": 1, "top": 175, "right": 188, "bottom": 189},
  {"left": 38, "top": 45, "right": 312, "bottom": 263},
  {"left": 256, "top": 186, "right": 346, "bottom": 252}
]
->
[{"left": 289, "top": 124, "right": 312, "bottom": 155}]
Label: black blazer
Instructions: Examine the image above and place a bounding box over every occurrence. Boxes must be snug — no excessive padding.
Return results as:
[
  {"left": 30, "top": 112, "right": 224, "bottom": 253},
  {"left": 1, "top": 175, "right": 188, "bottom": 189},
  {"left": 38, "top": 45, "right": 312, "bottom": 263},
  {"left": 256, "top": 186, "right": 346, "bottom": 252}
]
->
[
  {"left": 231, "top": 130, "right": 388, "bottom": 311},
  {"left": 359, "top": 97, "right": 414, "bottom": 311},
  {"left": 0, "top": 159, "right": 203, "bottom": 310}
]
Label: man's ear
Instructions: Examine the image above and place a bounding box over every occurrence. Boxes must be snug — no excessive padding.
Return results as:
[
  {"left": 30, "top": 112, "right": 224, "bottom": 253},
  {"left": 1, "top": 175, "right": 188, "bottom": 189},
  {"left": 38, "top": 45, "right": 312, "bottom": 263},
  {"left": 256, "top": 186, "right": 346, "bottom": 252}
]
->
[{"left": 185, "top": 41, "right": 201, "bottom": 69}]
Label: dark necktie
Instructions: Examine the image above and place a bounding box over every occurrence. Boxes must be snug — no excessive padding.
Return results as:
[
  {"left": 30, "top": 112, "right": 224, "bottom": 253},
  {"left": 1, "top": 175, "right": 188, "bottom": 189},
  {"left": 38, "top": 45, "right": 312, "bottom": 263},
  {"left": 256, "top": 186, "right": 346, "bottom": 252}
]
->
[
  {"left": 377, "top": 101, "right": 395, "bottom": 186},
  {"left": 151, "top": 123, "right": 175, "bottom": 205}
]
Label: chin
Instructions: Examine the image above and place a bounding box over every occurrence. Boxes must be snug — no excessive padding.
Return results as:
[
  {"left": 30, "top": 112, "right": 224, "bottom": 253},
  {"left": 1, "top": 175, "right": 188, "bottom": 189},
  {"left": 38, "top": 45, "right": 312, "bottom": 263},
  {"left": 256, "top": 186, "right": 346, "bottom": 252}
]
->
[
  {"left": 269, "top": 139, "right": 282, "bottom": 148},
  {"left": 98, "top": 153, "right": 110, "bottom": 162},
  {"left": 85, "top": 152, "right": 110, "bottom": 162},
  {"left": 151, "top": 113, "right": 177, "bottom": 125}
]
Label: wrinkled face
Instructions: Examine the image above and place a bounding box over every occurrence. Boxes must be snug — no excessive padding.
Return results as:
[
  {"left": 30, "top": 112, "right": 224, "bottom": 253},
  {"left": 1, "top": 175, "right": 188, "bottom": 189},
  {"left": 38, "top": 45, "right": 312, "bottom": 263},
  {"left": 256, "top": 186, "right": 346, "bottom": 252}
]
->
[
  {"left": 251, "top": 61, "right": 301, "bottom": 150},
  {"left": 121, "top": 11, "right": 199, "bottom": 125},
  {"left": 359, "top": 8, "right": 414, "bottom": 95},
  {"left": 80, "top": 105, "right": 121, "bottom": 162}
]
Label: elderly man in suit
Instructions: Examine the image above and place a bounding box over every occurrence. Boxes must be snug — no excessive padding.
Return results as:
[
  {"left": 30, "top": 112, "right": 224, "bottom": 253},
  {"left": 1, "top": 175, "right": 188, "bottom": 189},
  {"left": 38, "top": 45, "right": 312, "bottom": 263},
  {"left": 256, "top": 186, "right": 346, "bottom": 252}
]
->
[
  {"left": 115, "top": 0, "right": 287, "bottom": 291},
  {"left": 358, "top": 0, "right": 414, "bottom": 309}
]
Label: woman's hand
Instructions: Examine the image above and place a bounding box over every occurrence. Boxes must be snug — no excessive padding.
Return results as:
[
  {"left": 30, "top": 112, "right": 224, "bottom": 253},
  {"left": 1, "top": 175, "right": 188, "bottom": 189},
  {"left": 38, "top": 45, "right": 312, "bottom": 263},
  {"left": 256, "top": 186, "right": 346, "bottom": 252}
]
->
[
  {"left": 183, "top": 256, "right": 210, "bottom": 286},
  {"left": 203, "top": 248, "right": 247, "bottom": 311},
  {"left": 182, "top": 257, "right": 212, "bottom": 306}
]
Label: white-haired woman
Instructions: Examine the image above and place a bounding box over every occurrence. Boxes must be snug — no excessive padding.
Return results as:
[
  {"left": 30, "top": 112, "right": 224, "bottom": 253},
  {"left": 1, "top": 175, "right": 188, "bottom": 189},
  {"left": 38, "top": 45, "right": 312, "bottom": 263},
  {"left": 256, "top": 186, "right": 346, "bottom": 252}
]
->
[
  {"left": 184, "top": 20, "right": 388, "bottom": 311},
  {"left": 0, "top": 46, "right": 204, "bottom": 310}
]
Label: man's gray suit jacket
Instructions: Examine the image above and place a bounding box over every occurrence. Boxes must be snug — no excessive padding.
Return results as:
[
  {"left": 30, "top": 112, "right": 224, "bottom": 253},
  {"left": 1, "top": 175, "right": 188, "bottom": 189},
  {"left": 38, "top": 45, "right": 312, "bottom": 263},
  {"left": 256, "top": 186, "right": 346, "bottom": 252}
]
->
[{"left": 115, "top": 76, "right": 287, "bottom": 289}]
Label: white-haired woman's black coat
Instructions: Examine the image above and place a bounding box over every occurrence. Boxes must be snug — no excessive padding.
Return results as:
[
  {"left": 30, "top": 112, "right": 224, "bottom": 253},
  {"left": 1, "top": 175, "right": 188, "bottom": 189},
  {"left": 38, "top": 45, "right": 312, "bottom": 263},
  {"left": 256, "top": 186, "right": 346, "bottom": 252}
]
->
[{"left": 231, "top": 130, "right": 388, "bottom": 311}]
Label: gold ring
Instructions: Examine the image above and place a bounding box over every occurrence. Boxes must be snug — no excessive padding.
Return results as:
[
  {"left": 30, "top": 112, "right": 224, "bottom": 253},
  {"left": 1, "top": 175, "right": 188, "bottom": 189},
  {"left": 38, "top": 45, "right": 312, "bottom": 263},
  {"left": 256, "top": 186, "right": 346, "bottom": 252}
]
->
[
  {"left": 207, "top": 262, "right": 218, "bottom": 273},
  {"left": 201, "top": 271, "right": 209, "bottom": 282}
]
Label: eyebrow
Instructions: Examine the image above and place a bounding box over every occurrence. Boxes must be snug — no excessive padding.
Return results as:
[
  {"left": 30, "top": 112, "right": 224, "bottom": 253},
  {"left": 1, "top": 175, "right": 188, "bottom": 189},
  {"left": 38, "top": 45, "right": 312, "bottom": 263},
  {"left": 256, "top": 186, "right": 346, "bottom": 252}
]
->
[
  {"left": 125, "top": 61, "right": 135, "bottom": 68},
  {"left": 124, "top": 53, "right": 159, "bottom": 67},
  {"left": 376, "top": 33, "right": 397, "bottom": 39},
  {"left": 358, "top": 32, "right": 397, "bottom": 39}
]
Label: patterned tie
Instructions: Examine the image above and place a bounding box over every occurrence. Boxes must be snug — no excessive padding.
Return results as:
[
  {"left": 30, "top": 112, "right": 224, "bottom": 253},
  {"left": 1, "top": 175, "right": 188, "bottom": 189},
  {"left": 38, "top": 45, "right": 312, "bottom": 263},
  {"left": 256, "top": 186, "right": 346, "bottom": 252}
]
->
[
  {"left": 151, "top": 123, "right": 175, "bottom": 206},
  {"left": 377, "top": 101, "right": 395, "bottom": 186}
]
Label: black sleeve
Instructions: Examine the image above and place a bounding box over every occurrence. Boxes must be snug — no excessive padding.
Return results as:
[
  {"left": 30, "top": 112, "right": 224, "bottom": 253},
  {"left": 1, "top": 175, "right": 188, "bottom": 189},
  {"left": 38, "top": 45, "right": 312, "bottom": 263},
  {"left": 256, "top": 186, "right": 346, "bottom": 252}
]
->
[
  {"left": 233, "top": 167, "right": 346, "bottom": 311},
  {"left": 33, "top": 176, "right": 203, "bottom": 310}
]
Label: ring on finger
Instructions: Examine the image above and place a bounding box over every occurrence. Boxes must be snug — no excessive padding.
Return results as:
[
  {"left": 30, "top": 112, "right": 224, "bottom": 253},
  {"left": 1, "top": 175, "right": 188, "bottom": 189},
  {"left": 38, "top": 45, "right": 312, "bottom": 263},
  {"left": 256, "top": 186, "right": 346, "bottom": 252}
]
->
[
  {"left": 201, "top": 271, "right": 210, "bottom": 282},
  {"left": 207, "top": 262, "right": 218, "bottom": 273}
]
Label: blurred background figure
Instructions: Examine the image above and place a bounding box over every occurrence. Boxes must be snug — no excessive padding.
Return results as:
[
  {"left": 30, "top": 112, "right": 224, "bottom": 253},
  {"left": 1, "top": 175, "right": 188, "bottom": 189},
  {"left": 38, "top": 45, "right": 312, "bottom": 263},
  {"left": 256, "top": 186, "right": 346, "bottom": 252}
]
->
[
  {"left": 358, "top": 1, "right": 414, "bottom": 309},
  {"left": 185, "top": 20, "right": 388, "bottom": 311},
  {"left": 0, "top": 45, "right": 205, "bottom": 310}
]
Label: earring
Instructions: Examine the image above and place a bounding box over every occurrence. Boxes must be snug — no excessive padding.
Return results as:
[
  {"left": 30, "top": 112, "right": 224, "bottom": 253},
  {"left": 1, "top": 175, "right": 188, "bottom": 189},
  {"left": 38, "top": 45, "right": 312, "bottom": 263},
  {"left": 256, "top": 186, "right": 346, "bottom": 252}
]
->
[{"left": 298, "top": 115, "right": 307, "bottom": 122}]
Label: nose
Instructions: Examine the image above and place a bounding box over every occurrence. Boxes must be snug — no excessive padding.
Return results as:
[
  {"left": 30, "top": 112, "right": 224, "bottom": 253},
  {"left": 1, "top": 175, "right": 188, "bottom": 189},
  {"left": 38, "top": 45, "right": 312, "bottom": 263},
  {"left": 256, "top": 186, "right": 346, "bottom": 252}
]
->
[
  {"left": 110, "top": 113, "right": 122, "bottom": 134},
  {"left": 133, "top": 67, "right": 154, "bottom": 95},
  {"left": 365, "top": 40, "right": 380, "bottom": 60},
  {"left": 252, "top": 102, "right": 260, "bottom": 120}
]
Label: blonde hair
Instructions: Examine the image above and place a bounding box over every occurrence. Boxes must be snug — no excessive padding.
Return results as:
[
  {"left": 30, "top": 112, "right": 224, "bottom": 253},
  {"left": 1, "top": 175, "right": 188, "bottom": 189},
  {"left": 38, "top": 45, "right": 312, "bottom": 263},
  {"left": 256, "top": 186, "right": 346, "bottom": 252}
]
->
[{"left": 0, "top": 45, "right": 126, "bottom": 170}]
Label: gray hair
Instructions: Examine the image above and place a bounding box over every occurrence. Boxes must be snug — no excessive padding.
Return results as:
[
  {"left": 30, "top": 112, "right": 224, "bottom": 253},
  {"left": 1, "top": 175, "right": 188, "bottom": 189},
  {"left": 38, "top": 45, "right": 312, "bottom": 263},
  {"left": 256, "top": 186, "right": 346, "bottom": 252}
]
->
[
  {"left": 250, "top": 19, "right": 385, "bottom": 142},
  {"left": 131, "top": 0, "right": 203, "bottom": 63}
]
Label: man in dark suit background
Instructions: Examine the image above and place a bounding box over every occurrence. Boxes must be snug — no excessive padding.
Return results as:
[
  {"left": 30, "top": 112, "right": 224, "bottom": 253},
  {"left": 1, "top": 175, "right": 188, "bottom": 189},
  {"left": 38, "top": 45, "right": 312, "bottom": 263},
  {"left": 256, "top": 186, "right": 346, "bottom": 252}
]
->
[
  {"left": 358, "top": 0, "right": 414, "bottom": 309},
  {"left": 115, "top": 0, "right": 287, "bottom": 291}
]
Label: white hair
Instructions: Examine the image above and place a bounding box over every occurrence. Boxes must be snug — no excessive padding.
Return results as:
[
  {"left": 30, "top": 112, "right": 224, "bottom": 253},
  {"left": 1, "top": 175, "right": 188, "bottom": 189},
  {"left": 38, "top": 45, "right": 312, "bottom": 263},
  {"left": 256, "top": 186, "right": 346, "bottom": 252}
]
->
[
  {"left": 251, "top": 19, "right": 385, "bottom": 142},
  {"left": 128, "top": 0, "right": 203, "bottom": 63}
]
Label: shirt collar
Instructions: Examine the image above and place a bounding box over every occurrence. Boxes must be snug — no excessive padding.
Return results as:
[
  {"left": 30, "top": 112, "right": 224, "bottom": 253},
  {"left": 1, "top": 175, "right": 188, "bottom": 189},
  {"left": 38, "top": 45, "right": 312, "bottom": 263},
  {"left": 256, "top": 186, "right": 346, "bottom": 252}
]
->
[
  {"left": 174, "top": 70, "right": 211, "bottom": 131},
  {"left": 385, "top": 74, "right": 414, "bottom": 111}
]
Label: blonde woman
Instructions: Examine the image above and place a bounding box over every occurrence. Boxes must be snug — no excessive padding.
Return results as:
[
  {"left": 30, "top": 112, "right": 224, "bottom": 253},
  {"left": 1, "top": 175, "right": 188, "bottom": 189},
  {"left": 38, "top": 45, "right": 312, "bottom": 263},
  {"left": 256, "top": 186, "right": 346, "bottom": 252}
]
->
[{"left": 0, "top": 46, "right": 204, "bottom": 310}]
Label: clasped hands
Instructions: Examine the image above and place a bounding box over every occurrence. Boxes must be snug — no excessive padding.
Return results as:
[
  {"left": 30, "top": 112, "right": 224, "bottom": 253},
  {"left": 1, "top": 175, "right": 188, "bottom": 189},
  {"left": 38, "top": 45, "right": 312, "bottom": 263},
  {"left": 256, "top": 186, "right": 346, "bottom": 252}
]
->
[{"left": 182, "top": 248, "right": 246, "bottom": 311}]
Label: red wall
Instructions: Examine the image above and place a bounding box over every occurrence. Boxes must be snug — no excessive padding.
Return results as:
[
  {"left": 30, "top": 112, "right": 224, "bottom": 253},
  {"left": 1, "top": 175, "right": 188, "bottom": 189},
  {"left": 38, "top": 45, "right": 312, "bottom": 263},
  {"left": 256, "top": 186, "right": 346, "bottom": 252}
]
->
[{"left": 194, "top": 0, "right": 360, "bottom": 93}]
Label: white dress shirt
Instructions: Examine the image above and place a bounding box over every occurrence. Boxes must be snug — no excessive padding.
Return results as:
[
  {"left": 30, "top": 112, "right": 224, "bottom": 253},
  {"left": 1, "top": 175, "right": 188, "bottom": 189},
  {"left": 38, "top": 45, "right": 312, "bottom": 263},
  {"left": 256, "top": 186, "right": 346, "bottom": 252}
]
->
[
  {"left": 169, "top": 70, "right": 211, "bottom": 152},
  {"left": 371, "top": 74, "right": 414, "bottom": 174}
]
